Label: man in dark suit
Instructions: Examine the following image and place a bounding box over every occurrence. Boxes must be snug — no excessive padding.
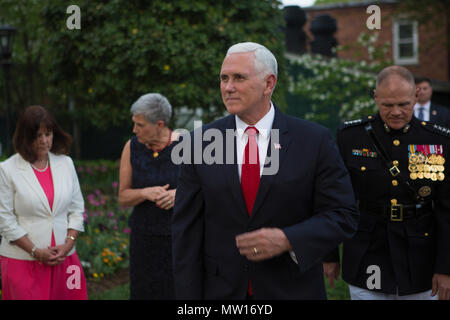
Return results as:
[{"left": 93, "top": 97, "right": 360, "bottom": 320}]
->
[
  {"left": 324, "top": 66, "right": 450, "bottom": 300},
  {"left": 171, "top": 42, "right": 359, "bottom": 300},
  {"left": 414, "top": 77, "right": 450, "bottom": 128}
]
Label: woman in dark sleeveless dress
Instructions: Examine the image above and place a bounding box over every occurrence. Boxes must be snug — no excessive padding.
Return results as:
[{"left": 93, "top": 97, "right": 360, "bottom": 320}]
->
[{"left": 118, "top": 93, "right": 179, "bottom": 299}]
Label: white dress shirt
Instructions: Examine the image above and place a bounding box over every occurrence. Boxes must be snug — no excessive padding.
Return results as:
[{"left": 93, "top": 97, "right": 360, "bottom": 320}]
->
[
  {"left": 414, "top": 101, "right": 431, "bottom": 121},
  {"left": 234, "top": 103, "right": 298, "bottom": 264},
  {"left": 235, "top": 103, "right": 275, "bottom": 180}
]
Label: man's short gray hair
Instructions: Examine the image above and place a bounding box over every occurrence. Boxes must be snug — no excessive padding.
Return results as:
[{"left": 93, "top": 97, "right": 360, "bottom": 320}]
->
[
  {"left": 130, "top": 93, "right": 172, "bottom": 124},
  {"left": 376, "top": 65, "right": 415, "bottom": 89},
  {"left": 226, "top": 42, "right": 278, "bottom": 78}
]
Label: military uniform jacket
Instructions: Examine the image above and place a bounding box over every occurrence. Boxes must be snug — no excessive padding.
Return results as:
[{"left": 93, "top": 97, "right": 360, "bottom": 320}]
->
[{"left": 327, "top": 113, "right": 450, "bottom": 295}]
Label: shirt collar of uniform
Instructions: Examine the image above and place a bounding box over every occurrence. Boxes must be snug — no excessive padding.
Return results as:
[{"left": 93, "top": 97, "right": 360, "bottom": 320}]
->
[{"left": 235, "top": 102, "right": 275, "bottom": 141}]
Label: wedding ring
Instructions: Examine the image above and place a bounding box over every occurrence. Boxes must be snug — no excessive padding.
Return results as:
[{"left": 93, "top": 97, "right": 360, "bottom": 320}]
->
[
  {"left": 167, "top": 200, "right": 172, "bottom": 205},
  {"left": 253, "top": 247, "right": 258, "bottom": 255}
]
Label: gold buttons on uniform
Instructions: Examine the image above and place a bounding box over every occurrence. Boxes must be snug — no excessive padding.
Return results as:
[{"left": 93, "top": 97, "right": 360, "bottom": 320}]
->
[
  {"left": 391, "top": 199, "right": 398, "bottom": 205},
  {"left": 392, "top": 180, "right": 398, "bottom": 186},
  {"left": 393, "top": 139, "right": 400, "bottom": 146},
  {"left": 361, "top": 166, "right": 366, "bottom": 171},
  {"left": 424, "top": 233, "right": 429, "bottom": 237},
  {"left": 421, "top": 121, "right": 427, "bottom": 126},
  {"left": 368, "top": 116, "right": 373, "bottom": 119},
  {"left": 393, "top": 160, "right": 399, "bottom": 166}
]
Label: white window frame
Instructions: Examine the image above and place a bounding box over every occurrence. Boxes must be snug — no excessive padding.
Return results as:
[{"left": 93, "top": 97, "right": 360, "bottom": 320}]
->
[{"left": 393, "top": 19, "right": 419, "bottom": 65}]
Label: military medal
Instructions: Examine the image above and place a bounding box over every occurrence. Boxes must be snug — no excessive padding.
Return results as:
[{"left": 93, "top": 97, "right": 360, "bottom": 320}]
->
[
  {"left": 352, "top": 148, "right": 377, "bottom": 158},
  {"left": 409, "top": 144, "right": 445, "bottom": 181},
  {"left": 418, "top": 186, "right": 432, "bottom": 197},
  {"left": 418, "top": 153, "right": 426, "bottom": 163},
  {"left": 409, "top": 153, "right": 419, "bottom": 164}
]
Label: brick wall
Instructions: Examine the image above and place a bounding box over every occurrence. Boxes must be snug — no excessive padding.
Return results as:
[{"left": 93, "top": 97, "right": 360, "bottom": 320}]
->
[{"left": 302, "top": 3, "right": 448, "bottom": 81}]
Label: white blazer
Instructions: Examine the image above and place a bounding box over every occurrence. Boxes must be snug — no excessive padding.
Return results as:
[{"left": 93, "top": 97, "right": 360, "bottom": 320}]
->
[{"left": 0, "top": 152, "right": 85, "bottom": 260}]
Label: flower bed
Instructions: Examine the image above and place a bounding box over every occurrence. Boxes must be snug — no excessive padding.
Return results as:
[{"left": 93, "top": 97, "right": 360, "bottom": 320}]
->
[{"left": 74, "top": 160, "right": 131, "bottom": 281}]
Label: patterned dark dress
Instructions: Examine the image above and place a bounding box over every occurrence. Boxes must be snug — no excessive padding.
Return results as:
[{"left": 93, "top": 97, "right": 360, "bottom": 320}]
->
[{"left": 129, "top": 136, "right": 179, "bottom": 300}]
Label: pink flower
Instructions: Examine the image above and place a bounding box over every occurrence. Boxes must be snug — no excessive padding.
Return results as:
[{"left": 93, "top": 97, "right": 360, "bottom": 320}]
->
[
  {"left": 107, "top": 211, "right": 114, "bottom": 217},
  {"left": 77, "top": 166, "right": 84, "bottom": 173},
  {"left": 112, "top": 181, "right": 119, "bottom": 189},
  {"left": 83, "top": 213, "right": 88, "bottom": 221},
  {"left": 122, "top": 228, "right": 131, "bottom": 234}
]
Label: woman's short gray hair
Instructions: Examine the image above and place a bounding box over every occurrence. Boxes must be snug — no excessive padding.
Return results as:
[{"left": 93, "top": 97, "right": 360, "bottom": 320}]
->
[
  {"left": 226, "top": 42, "right": 278, "bottom": 78},
  {"left": 130, "top": 93, "right": 172, "bottom": 124}
]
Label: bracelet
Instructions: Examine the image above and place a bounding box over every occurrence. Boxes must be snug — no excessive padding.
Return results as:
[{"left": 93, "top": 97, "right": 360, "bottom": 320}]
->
[
  {"left": 66, "top": 235, "right": 76, "bottom": 241},
  {"left": 30, "top": 246, "right": 37, "bottom": 258}
]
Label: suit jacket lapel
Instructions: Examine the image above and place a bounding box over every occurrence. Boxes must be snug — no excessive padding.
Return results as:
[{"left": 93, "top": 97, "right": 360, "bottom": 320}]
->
[
  {"left": 251, "top": 107, "right": 292, "bottom": 217},
  {"left": 16, "top": 154, "right": 52, "bottom": 215},
  {"left": 48, "top": 152, "right": 62, "bottom": 215},
  {"left": 221, "top": 115, "right": 249, "bottom": 219}
]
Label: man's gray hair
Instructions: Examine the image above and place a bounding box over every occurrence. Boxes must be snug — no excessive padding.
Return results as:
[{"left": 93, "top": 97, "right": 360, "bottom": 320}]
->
[
  {"left": 376, "top": 65, "right": 415, "bottom": 89},
  {"left": 226, "top": 42, "right": 278, "bottom": 78},
  {"left": 130, "top": 93, "right": 172, "bottom": 124}
]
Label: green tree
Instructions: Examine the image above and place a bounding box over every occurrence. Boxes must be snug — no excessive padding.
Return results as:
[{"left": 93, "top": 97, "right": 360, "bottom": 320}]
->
[
  {"left": 288, "top": 31, "right": 390, "bottom": 133},
  {"left": 2, "top": 0, "right": 287, "bottom": 158},
  {"left": 0, "top": 0, "right": 53, "bottom": 156},
  {"left": 39, "top": 0, "right": 287, "bottom": 128}
]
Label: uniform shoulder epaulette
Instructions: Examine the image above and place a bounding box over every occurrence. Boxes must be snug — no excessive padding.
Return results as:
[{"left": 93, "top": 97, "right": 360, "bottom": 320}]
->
[
  {"left": 422, "top": 122, "right": 450, "bottom": 138},
  {"left": 340, "top": 115, "right": 374, "bottom": 131}
]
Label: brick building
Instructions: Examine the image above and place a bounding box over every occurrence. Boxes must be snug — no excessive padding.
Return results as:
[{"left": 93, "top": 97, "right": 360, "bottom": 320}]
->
[{"left": 285, "top": 0, "right": 450, "bottom": 106}]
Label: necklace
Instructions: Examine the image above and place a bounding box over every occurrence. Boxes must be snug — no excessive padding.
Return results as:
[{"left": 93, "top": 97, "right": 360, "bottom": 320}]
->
[
  {"left": 152, "top": 129, "right": 172, "bottom": 158},
  {"left": 31, "top": 160, "right": 49, "bottom": 172}
]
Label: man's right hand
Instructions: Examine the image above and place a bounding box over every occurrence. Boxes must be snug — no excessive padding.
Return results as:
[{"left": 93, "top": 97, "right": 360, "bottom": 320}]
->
[{"left": 323, "top": 262, "right": 340, "bottom": 289}]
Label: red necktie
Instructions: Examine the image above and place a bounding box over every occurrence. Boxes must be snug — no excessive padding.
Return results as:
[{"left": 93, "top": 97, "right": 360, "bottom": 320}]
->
[
  {"left": 241, "top": 126, "right": 260, "bottom": 215},
  {"left": 241, "top": 126, "right": 260, "bottom": 297}
]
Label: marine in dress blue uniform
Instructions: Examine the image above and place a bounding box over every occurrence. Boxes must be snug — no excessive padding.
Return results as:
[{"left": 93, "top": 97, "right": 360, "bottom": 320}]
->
[{"left": 324, "top": 66, "right": 450, "bottom": 300}]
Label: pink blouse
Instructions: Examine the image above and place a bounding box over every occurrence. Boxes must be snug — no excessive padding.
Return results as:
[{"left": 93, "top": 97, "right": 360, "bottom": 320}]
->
[{"left": 33, "top": 166, "right": 54, "bottom": 210}]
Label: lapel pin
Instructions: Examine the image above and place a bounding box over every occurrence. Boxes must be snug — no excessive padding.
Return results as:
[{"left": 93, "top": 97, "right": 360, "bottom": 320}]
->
[{"left": 274, "top": 143, "right": 281, "bottom": 150}]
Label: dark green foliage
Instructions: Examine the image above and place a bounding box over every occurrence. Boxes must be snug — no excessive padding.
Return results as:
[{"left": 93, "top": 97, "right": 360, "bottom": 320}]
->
[{"left": 38, "top": 0, "right": 287, "bottom": 128}]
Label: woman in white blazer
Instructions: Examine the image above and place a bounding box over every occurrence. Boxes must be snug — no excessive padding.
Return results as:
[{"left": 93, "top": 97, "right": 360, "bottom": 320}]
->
[{"left": 0, "top": 105, "right": 87, "bottom": 300}]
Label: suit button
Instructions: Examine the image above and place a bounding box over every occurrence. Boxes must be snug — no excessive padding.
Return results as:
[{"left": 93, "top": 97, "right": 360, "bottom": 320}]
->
[
  {"left": 361, "top": 166, "right": 366, "bottom": 172},
  {"left": 392, "top": 180, "right": 398, "bottom": 186},
  {"left": 393, "top": 160, "right": 399, "bottom": 166},
  {"left": 393, "top": 139, "right": 400, "bottom": 146},
  {"left": 391, "top": 198, "right": 398, "bottom": 205}
]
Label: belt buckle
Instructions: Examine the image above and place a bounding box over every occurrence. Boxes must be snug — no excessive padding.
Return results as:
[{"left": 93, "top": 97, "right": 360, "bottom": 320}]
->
[
  {"left": 389, "top": 165, "right": 400, "bottom": 177},
  {"left": 390, "top": 204, "right": 403, "bottom": 222}
]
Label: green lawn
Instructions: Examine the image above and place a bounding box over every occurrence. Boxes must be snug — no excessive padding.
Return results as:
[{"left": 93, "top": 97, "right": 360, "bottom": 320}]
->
[
  {"left": 88, "top": 278, "right": 349, "bottom": 300},
  {"left": 88, "top": 283, "right": 130, "bottom": 300},
  {"left": 325, "top": 277, "right": 350, "bottom": 300}
]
